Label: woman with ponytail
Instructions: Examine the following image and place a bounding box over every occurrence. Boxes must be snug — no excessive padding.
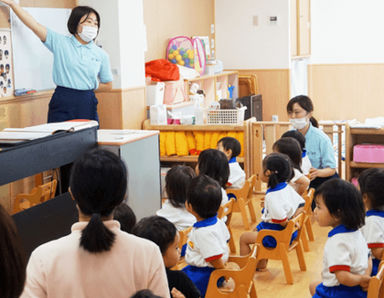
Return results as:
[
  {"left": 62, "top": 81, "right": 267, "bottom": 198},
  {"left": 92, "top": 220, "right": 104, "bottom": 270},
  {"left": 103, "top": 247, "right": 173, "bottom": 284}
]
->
[
  {"left": 239, "top": 153, "right": 305, "bottom": 270},
  {"left": 21, "top": 149, "right": 169, "bottom": 298},
  {"left": 286, "top": 95, "right": 338, "bottom": 191}
]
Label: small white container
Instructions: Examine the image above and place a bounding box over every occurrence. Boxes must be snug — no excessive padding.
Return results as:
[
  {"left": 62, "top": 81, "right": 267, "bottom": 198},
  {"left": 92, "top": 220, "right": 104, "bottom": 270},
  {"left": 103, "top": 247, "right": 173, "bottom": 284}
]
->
[
  {"left": 150, "top": 105, "right": 167, "bottom": 125},
  {"left": 146, "top": 82, "right": 165, "bottom": 106}
]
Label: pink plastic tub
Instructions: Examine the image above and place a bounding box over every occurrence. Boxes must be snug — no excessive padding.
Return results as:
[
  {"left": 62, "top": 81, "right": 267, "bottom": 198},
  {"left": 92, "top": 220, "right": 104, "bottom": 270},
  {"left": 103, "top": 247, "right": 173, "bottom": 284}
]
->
[{"left": 353, "top": 144, "right": 384, "bottom": 163}]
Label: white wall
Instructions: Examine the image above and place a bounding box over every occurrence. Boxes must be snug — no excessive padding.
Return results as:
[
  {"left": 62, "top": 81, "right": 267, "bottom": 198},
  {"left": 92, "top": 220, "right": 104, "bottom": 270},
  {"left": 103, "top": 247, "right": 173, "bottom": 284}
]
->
[
  {"left": 78, "top": 0, "right": 145, "bottom": 89},
  {"left": 311, "top": 0, "right": 384, "bottom": 64},
  {"left": 215, "top": 0, "right": 290, "bottom": 69}
]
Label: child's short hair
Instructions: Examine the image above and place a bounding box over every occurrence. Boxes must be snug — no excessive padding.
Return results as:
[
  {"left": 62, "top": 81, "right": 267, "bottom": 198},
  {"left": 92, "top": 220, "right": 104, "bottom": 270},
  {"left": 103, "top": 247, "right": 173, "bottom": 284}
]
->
[
  {"left": 217, "top": 137, "right": 241, "bottom": 158},
  {"left": 113, "top": 203, "right": 136, "bottom": 233},
  {"left": 273, "top": 137, "right": 302, "bottom": 172},
  {"left": 315, "top": 178, "right": 365, "bottom": 230},
  {"left": 130, "top": 289, "right": 163, "bottom": 298},
  {"left": 165, "top": 165, "right": 196, "bottom": 208},
  {"left": 132, "top": 216, "right": 177, "bottom": 255},
  {"left": 281, "top": 130, "right": 306, "bottom": 151},
  {"left": 187, "top": 175, "right": 222, "bottom": 219},
  {"left": 358, "top": 168, "right": 384, "bottom": 210},
  {"left": 263, "top": 153, "right": 293, "bottom": 189},
  {"left": 197, "top": 149, "right": 229, "bottom": 188}
]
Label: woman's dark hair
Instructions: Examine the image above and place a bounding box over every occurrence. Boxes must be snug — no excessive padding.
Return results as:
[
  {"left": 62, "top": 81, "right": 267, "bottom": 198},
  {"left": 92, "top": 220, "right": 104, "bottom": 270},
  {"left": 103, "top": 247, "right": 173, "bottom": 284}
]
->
[
  {"left": 67, "top": 6, "right": 100, "bottom": 36},
  {"left": 165, "top": 165, "right": 196, "bottom": 208},
  {"left": 113, "top": 203, "right": 136, "bottom": 234},
  {"left": 187, "top": 175, "right": 222, "bottom": 219},
  {"left": 315, "top": 178, "right": 365, "bottom": 230},
  {"left": 70, "top": 148, "right": 127, "bottom": 253},
  {"left": 131, "top": 289, "right": 163, "bottom": 298},
  {"left": 263, "top": 152, "right": 293, "bottom": 189},
  {"left": 358, "top": 168, "right": 384, "bottom": 210},
  {"left": 273, "top": 137, "right": 303, "bottom": 173},
  {"left": 197, "top": 149, "right": 229, "bottom": 188},
  {"left": 217, "top": 137, "right": 241, "bottom": 158},
  {"left": 132, "top": 216, "right": 177, "bottom": 255},
  {"left": 0, "top": 205, "right": 26, "bottom": 298},
  {"left": 281, "top": 130, "right": 306, "bottom": 151},
  {"left": 286, "top": 95, "right": 319, "bottom": 128}
]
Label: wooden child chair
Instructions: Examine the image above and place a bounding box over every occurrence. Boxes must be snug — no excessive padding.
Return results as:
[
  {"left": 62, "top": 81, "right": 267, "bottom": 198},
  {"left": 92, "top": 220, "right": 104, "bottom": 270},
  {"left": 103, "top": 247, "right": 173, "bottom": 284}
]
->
[
  {"left": 255, "top": 213, "right": 306, "bottom": 284},
  {"left": 172, "top": 226, "right": 192, "bottom": 270},
  {"left": 368, "top": 260, "right": 384, "bottom": 298},
  {"left": 301, "top": 188, "right": 315, "bottom": 252},
  {"left": 218, "top": 198, "right": 236, "bottom": 253},
  {"left": 205, "top": 244, "right": 258, "bottom": 297},
  {"left": 13, "top": 179, "right": 57, "bottom": 214},
  {"left": 226, "top": 175, "right": 257, "bottom": 230}
]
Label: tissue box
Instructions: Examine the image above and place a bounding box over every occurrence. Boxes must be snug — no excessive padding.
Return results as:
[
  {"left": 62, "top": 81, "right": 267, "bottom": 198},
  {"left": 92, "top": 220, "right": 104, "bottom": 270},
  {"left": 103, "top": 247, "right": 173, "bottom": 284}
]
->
[{"left": 353, "top": 144, "right": 384, "bottom": 163}]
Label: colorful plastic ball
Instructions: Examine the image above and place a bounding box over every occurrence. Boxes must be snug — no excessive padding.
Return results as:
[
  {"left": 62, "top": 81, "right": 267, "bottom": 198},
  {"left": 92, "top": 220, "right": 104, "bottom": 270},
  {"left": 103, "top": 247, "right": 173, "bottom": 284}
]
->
[
  {"left": 188, "top": 52, "right": 194, "bottom": 59},
  {"left": 168, "top": 53, "right": 174, "bottom": 59},
  {"left": 169, "top": 49, "right": 174, "bottom": 54},
  {"left": 182, "top": 53, "right": 188, "bottom": 59},
  {"left": 178, "top": 60, "right": 185, "bottom": 66},
  {"left": 173, "top": 50, "right": 179, "bottom": 55},
  {"left": 172, "top": 45, "right": 177, "bottom": 50},
  {"left": 179, "top": 50, "right": 185, "bottom": 56},
  {"left": 176, "top": 55, "right": 182, "bottom": 61},
  {"left": 184, "top": 58, "right": 190, "bottom": 64},
  {"left": 171, "top": 59, "right": 177, "bottom": 64}
]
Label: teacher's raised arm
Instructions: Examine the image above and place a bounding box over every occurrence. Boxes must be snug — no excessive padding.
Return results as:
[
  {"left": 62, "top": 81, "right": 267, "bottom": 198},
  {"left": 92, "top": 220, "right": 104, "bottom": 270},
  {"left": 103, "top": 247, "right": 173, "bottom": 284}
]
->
[{"left": 1, "top": 1, "right": 113, "bottom": 123}]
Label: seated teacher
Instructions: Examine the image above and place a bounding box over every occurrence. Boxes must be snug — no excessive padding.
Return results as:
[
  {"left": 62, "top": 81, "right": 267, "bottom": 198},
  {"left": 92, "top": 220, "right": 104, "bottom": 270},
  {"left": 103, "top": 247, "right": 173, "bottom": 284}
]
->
[
  {"left": 286, "top": 95, "right": 338, "bottom": 190},
  {"left": 2, "top": 1, "right": 112, "bottom": 122}
]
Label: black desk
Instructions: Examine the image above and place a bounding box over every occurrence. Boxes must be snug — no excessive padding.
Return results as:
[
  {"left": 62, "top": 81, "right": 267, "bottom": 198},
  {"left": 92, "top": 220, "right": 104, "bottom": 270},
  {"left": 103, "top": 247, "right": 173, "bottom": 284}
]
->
[{"left": 0, "top": 127, "right": 97, "bottom": 186}]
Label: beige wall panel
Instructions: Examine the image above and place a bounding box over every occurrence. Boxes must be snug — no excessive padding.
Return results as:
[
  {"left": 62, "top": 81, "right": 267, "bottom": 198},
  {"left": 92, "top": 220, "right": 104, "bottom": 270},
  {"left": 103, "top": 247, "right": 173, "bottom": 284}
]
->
[
  {"left": 20, "top": 0, "right": 76, "bottom": 8},
  {"left": 308, "top": 64, "right": 384, "bottom": 121},
  {"left": 236, "top": 69, "right": 290, "bottom": 121},
  {"left": 143, "top": 0, "right": 214, "bottom": 61},
  {"left": 121, "top": 87, "right": 146, "bottom": 129},
  {"left": 97, "top": 90, "right": 123, "bottom": 129}
]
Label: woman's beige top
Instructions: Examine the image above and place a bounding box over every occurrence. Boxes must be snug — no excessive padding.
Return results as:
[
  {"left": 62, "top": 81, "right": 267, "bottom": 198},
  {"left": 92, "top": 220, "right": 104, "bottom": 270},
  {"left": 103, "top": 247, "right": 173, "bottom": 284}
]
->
[{"left": 21, "top": 220, "right": 170, "bottom": 298}]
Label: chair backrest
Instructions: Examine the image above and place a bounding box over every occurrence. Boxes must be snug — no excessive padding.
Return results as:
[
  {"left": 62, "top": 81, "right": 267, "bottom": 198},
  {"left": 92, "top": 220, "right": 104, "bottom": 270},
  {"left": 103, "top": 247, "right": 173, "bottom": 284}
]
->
[
  {"left": 226, "top": 179, "right": 251, "bottom": 200},
  {"left": 303, "top": 188, "right": 315, "bottom": 215},
  {"left": 40, "top": 179, "right": 57, "bottom": 202},
  {"left": 246, "top": 175, "right": 256, "bottom": 198},
  {"left": 178, "top": 226, "right": 192, "bottom": 251},
  {"left": 368, "top": 261, "right": 384, "bottom": 298},
  {"left": 218, "top": 198, "right": 235, "bottom": 220},
  {"left": 281, "top": 213, "right": 305, "bottom": 244}
]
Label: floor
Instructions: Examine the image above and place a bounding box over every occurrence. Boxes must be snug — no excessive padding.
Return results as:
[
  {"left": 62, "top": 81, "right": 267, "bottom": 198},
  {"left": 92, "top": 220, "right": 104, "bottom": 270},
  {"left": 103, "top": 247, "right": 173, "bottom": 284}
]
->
[{"left": 229, "top": 193, "right": 329, "bottom": 298}]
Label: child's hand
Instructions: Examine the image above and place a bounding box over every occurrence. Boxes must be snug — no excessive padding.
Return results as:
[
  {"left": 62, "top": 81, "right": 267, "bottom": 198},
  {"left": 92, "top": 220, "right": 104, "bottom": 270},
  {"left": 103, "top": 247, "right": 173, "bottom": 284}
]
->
[
  {"left": 359, "top": 275, "right": 371, "bottom": 291},
  {"left": 171, "top": 287, "right": 186, "bottom": 298}
]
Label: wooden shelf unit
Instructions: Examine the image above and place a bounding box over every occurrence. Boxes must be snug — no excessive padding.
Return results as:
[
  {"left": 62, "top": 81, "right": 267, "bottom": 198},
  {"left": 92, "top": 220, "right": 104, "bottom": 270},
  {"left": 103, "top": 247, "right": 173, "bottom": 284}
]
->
[{"left": 345, "top": 125, "right": 384, "bottom": 181}]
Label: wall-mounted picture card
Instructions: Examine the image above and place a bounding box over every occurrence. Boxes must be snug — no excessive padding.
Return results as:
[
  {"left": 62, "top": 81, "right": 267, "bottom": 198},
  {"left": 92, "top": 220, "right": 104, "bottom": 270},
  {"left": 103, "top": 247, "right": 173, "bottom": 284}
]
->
[{"left": 0, "top": 30, "right": 13, "bottom": 98}]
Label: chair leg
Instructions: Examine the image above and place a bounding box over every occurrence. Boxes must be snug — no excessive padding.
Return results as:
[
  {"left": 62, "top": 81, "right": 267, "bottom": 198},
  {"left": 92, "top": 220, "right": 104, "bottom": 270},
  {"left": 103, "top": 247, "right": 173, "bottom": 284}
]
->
[
  {"left": 301, "top": 224, "right": 310, "bottom": 252},
  {"left": 279, "top": 245, "right": 293, "bottom": 284},
  {"left": 238, "top": 199, "right": 250, "bottom": 230},
  {"left": 296, "top": 242, "right": 307, "bottom": 271},
  {"left": 250, "top": 283, "right": 258, "bottom": 298},
  {"left": 305, "top": 218, "right": 315, "bottom": 241},
  {"left": 248, "top": 199, "right": 257, "bottom": 223}
]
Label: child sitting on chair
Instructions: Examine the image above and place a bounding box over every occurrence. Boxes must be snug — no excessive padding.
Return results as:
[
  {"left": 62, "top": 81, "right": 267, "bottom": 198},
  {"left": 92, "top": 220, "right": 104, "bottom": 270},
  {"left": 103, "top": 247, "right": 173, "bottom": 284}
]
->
[
  {"left": 359, "top": 168, "right": 384, "bottom": 276},
  {"left": 183, "top": 175, "right": 230, "bottom": 297},
  {"left": 133, "top": 216, "right": 200, "bottom": 298},
  {"left": 239, "top": 153, "right": 305, "bottom": 270},
  {"left": 217, "top": 137, "right": 246, "bottom": 188}
]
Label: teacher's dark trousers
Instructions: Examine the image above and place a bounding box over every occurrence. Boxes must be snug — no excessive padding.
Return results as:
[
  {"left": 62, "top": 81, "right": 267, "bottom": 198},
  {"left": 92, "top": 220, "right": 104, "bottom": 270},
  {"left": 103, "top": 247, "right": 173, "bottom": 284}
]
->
[{"left": 47, "top": 86, "right": 98, "bottom": 194}]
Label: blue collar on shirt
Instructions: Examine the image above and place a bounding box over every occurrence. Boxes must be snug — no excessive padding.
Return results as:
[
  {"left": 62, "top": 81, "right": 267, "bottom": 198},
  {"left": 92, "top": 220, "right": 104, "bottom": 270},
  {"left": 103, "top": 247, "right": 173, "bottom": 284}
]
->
[
  {"left": 302, "top": 149, "right": 307, "bottom": 158},
  {"left": 70, "top": 35, "right": 94, "bottom": 48},
  {"left": 229, "top": 157, "right": 236, "bottom": 164},
  {"left": 328, "top": 224, "right": 356, "bottom": 238},
  {"left": 266, "top": 182, "right": 287, "bottom": 194},
  {"left": 193, "top": 215, "right": 218, "bottom": 228},
  {"left": 366, "top": 210, "right": 384, "bottom": 218}
]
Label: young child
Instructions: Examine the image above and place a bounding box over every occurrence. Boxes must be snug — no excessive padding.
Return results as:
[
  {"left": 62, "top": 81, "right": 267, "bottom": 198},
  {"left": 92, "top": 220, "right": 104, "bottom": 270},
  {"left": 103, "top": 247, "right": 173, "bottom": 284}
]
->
[
  {"left": 310, "top": 178, "right": 371, "bottom": 297},
  {"left": 156, "top": 165, "right": 196, "bottom": 231},
  {"left": 183, "top": 175, "right": 230, "bottom": 297},
  {"left": 196, "top": 149, "right": 229, "bottom": 206},
  {"left": 114, "top": 203, "right": 137, "bottom": 233},
  {"left": 281, "top": 130, "right": 312, "bottom": 175},
  {"left": 132, "top": 216, "right": 200, "bottom": 298},
  {"left": 217, "top": 136, "right": 246, "bottom": 188},
  {"left": 359, "top": 168, "right": 384, "bottom": 276},
  {"left": 239, "top": 153, "right": 305, "bottom": 269},
  {"left": 273, "top": 137, "right": 310, "bottom": 195}
]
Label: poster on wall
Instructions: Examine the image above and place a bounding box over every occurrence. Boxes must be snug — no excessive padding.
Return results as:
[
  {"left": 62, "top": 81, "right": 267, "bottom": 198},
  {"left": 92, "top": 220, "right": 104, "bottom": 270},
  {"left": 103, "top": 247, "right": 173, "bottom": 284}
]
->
[{"left": 0, "top": 30, "right": 13, "bottom": 98}]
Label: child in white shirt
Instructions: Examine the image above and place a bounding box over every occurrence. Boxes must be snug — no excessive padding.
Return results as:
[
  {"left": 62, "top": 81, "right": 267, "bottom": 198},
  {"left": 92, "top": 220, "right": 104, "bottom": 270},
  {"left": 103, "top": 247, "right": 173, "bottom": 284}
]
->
[
  {"left": 359, "top": 168, "right": 384, "bottom": 276},
  {"left": 217, "top": 137, "right": 246, "bottom": 189},
  {"left": 183, "top": 175, "right": 230, "bottom": 297},
  {"left": 310, "top": 178, "right": 371, "bottom": 297}
]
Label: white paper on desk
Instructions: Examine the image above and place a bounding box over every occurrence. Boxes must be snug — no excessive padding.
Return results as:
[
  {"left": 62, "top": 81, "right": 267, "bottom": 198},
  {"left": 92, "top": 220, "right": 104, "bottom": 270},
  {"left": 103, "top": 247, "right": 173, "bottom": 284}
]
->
[
  {"left": 0, "top": 131, "right": 52, "bottom": 140},
  {"left": 5, "top": 121, "right": 99, "bottom": 133}
]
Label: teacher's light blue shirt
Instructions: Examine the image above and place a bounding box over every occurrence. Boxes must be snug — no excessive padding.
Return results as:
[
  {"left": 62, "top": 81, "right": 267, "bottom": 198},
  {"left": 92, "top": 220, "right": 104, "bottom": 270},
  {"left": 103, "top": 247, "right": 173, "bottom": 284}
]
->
[
  {"left": 304, "top": 123, "right": 336, "bottom": 169},
  {"left": 43, "top": 29, "right": 112, "bottom": 90}
]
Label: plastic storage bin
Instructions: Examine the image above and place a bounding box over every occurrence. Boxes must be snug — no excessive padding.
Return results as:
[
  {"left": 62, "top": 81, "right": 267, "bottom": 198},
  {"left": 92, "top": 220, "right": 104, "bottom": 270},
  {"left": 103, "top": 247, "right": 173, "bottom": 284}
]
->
[{"left": 353, "top": 144, "right": 384, "bottom": 163}]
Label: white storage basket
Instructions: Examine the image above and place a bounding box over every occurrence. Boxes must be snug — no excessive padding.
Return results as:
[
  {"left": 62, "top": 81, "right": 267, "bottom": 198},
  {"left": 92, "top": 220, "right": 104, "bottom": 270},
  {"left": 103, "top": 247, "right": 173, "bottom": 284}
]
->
[{"left": 206, "top": 106, "right": 247, "bottom": 125}]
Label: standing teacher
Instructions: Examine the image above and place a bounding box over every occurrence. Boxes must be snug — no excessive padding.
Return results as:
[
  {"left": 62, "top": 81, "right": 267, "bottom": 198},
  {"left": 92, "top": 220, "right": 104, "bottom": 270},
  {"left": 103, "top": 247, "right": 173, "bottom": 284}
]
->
[
  {"left": 1, "top": 1, "right": 112, "bottom": 122},
  {"left": 287, "top": 95, "right": 338, "bottom": 190}
]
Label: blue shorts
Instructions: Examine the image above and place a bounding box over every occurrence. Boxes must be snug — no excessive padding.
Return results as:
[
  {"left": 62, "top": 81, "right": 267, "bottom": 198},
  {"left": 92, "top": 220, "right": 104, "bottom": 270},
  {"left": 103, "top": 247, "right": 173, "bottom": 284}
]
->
[
  {"left": 182, "top": 265, "right": 215, "bottom": 297},
  {"left": 256, "top": 221, "right": 298, "bottom": 248},
  {"left": 313, "top": 283, "right": 366, "bottom": 298},
  {"left": 372, "top": 258, "right": 380, "bottom": 276},
  {"left": 48, "top": 86, "right": 98, "bottom": 123}
]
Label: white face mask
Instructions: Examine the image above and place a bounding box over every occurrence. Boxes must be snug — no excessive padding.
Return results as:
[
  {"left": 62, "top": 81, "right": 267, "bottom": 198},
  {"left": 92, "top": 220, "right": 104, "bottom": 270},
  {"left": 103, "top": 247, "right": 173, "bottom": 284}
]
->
[
  {"left": 290, "top": 117, "right": 308, "bottom": 130},
  {"left": 78, "top": 26, "right": 98, "bottom": 43}
]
